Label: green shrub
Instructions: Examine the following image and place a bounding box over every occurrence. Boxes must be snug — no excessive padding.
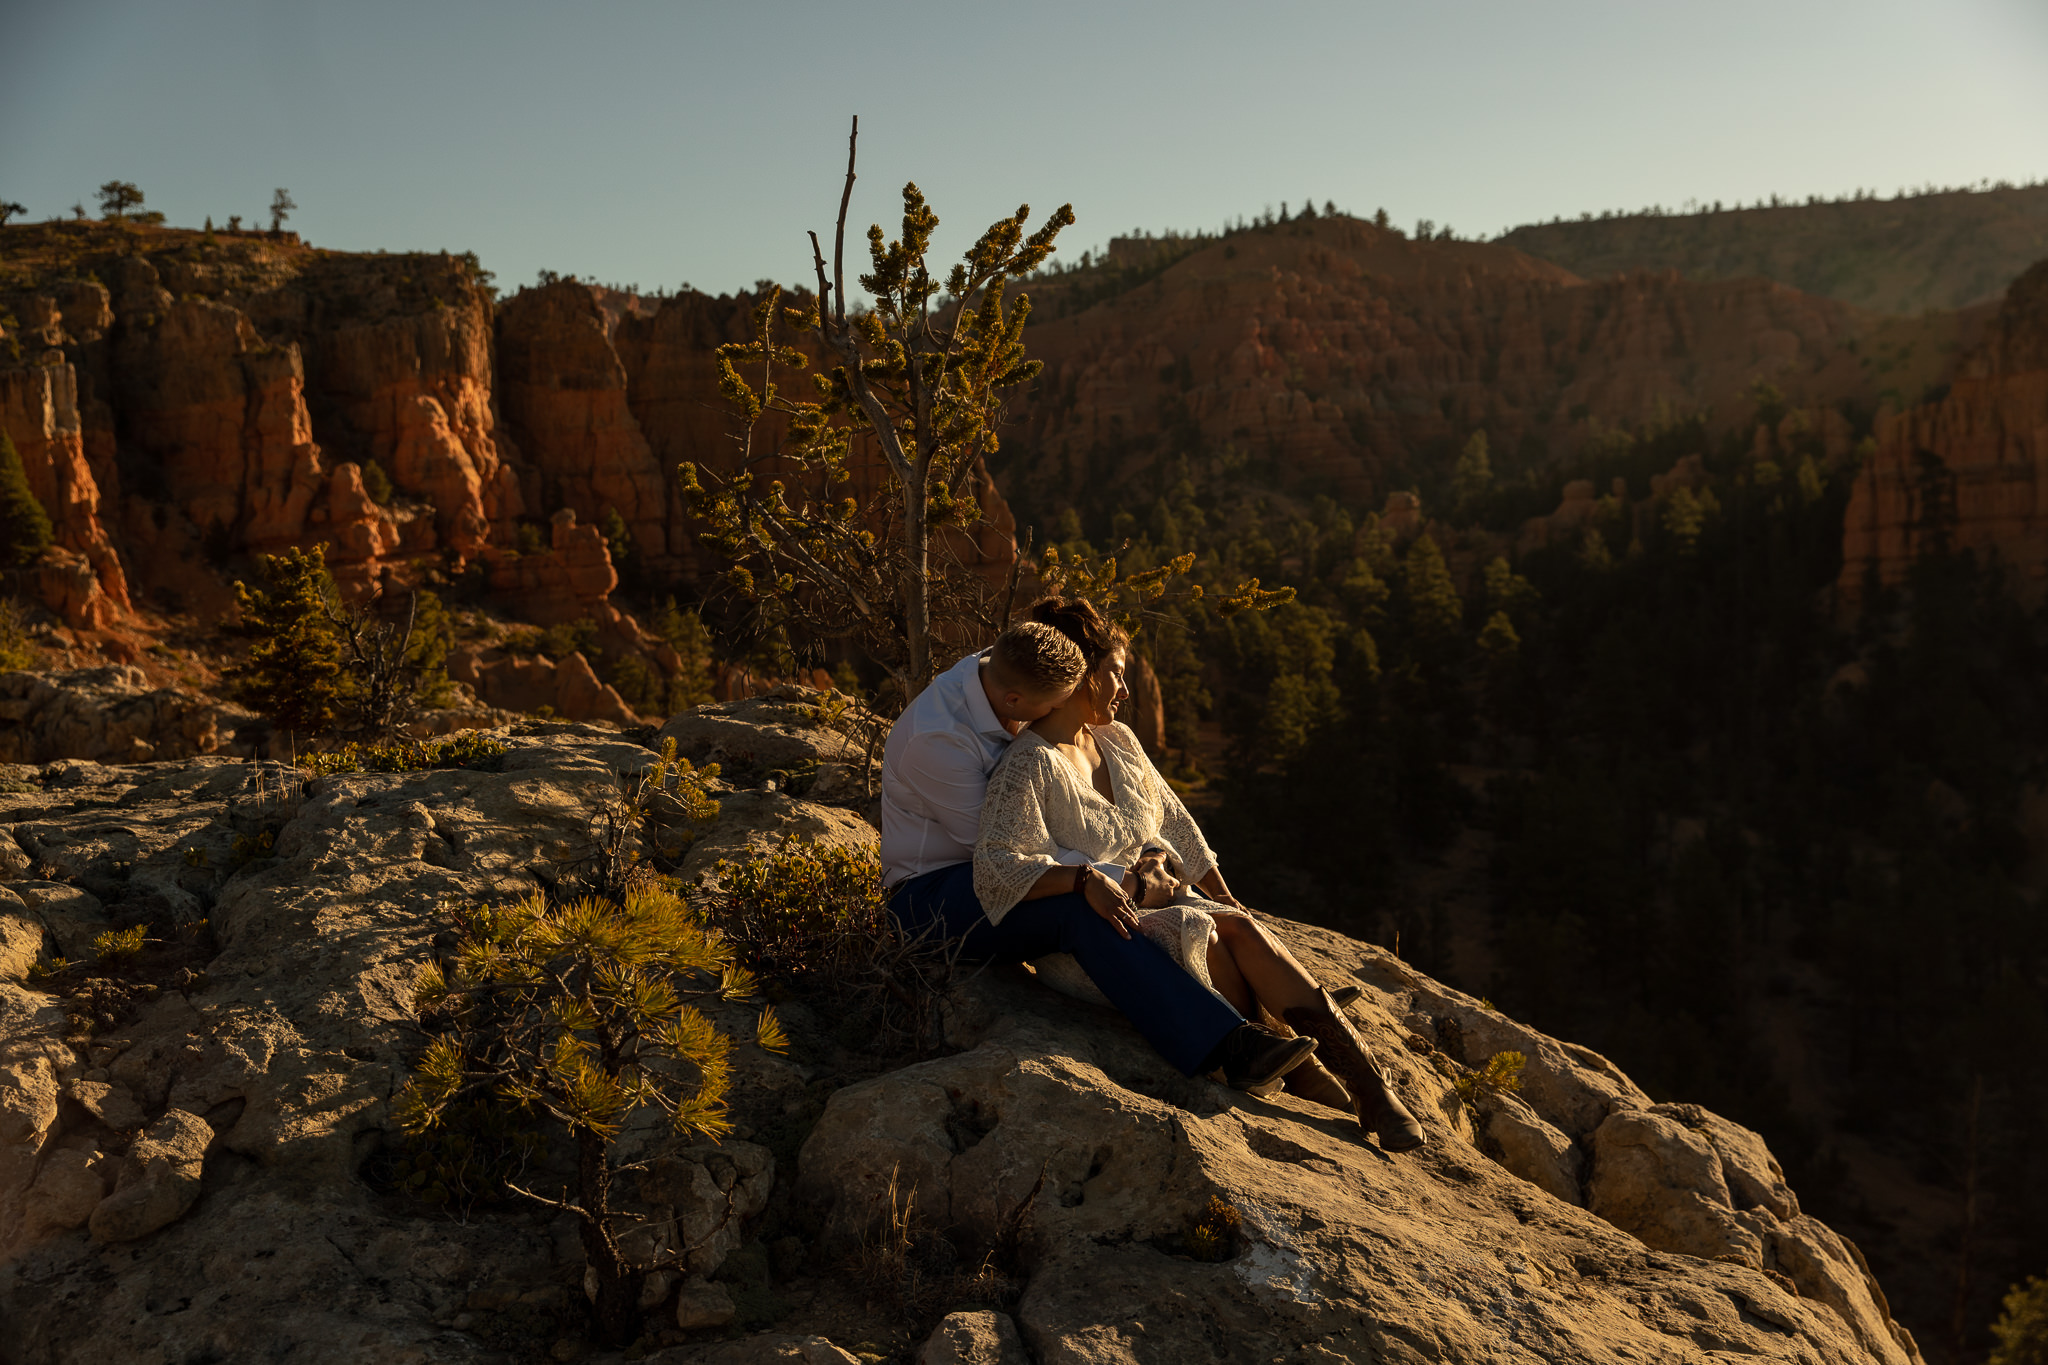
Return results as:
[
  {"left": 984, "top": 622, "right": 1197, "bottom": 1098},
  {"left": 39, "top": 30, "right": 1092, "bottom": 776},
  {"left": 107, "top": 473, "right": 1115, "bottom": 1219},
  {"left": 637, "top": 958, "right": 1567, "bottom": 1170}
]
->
[
  {"left": 608, "top": 653, "right": 662, "bottom": 712},
  {"left": 0, "top": 430, "right": 54, "bottom": 568},
  {"left": 0, "top": 599, "right": 40, "bottom": 670},
  {"left": 302, "top": 730, "right": 508, "bottom": 776},
  {"left": 396, "top": 880, "right": 783, "bottom": 1346},
  {"left": 704, "top": 839, "right": 888, "bottom": 990},
  {"left": 1453, "top": 1050, "right": 1526, "bottom": 1109},
  {"left": 91, "top": 925, "right": 148, "bottom": 964},
  {"left": 360, "top": 459, "right": 395, "bottom": 505},
  {"left": 540, "top": 617, "right": 598, "bottom": 662},
  {"left": 1992, "top": 1275, "right": 2048, "bottom": 1365}
]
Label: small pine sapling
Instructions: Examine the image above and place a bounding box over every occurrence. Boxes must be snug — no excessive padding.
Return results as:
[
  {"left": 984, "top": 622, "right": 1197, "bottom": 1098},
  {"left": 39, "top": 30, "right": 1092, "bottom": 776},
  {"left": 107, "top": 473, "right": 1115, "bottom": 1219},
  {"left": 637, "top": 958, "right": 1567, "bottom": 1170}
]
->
[{"left": 398, "top": 873, "right": 783, "bottom": 1347}]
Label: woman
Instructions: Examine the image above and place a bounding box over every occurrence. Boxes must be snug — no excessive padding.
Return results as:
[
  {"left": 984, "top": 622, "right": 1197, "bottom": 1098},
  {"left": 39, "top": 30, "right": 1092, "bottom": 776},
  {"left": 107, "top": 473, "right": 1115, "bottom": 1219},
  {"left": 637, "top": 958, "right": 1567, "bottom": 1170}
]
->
[{"left": 975, "top": 598, "right": 1427, "bottom": 1152}]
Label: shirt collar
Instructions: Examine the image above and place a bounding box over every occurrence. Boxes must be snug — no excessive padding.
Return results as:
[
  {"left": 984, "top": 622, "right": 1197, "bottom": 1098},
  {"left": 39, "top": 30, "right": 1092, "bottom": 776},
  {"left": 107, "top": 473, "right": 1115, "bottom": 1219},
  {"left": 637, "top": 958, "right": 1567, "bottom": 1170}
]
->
[{"left": 959, "top": 650, "right": 1011, "bottom": 742}]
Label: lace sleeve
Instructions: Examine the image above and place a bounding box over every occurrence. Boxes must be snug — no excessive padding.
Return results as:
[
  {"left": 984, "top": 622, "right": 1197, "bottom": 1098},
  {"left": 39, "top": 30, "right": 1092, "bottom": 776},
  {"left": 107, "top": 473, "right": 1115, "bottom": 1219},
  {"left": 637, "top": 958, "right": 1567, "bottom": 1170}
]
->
[
  {"left": 974, "top": 745, "right": 1067, "bottom": 924},
  {"left": 1106, "top": 723, "right": 1219, "bottom": 885}
]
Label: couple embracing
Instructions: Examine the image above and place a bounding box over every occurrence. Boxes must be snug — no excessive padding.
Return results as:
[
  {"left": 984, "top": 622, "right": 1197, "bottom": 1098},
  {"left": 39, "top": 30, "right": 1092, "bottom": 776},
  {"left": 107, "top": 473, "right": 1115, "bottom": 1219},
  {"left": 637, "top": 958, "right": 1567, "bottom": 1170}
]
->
[{"left": 880, "top": 597, "right": 1426, "bottom": 1153}]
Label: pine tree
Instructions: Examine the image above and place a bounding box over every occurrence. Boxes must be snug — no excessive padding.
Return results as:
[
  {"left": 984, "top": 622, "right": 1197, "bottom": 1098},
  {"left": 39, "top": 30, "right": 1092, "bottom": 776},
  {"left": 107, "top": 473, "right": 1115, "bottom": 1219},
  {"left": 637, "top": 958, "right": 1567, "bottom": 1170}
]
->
[
  {"left": 1477, "top": 610, "right": 1520, "bottom": 666},
  {"left": 397, "top": 744, "right": 769, "bottom": 1347},
  {"left": 1403, "top": 534, "right": 1464, "bottom": 642},
  {"left": 227, "top": 546, "right": 344, "bottom": 740},
  {"left": 399, "top": 875, "right": 775, "bottom": 1345},
  {"left": 598, "top": 506, "right": 632, "bottom": 568},
  {"left": 679, "top": 118, "right": 1074, "bottom": 692},
  {"left": 407, "top": 590, "right": 457, "bottom": 709},
  {"left": 1661, "top": 486, "right": 1709, "bottom": 555},
  {"left": 1451, "top": 430, "right": 1492, "bottom": 513},
  {"left": 1991, "top": 1275, "right": 2048, "bottom": 1365},
  {"left": 0, "top": 430, "right": 53, "bottom": 568},
  {"left": 653, "top": 599, "right": 716, "bottom": 712}
]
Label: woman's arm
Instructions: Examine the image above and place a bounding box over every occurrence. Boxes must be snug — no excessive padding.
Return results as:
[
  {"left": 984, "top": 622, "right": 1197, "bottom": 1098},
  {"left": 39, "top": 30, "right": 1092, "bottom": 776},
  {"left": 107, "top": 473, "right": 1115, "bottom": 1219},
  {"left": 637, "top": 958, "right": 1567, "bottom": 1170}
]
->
[{"left": 976, "top": 748, "right": 1139, "bottom": 933}]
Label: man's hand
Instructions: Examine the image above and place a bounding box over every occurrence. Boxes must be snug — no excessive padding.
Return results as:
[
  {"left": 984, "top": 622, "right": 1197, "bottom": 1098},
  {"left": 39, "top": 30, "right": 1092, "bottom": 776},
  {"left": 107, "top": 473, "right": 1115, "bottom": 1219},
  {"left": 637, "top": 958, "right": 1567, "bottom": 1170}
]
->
[{"left": 1081, "top": 865, "right": 1139, "bottom": 939}]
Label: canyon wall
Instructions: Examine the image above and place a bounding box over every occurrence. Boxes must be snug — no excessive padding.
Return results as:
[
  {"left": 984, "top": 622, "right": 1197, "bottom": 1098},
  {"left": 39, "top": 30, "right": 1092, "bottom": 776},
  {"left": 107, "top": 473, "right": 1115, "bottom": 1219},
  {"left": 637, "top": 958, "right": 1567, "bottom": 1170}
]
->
[
  {"left": 0, "top": 226, "right": 1019, "bottom": 674},
  {"left": 997, "top": 215, "right": 1971, "bottom": 518},
  {"left": 1839, "top": 257, "right": 2048, "bottom": 608}
]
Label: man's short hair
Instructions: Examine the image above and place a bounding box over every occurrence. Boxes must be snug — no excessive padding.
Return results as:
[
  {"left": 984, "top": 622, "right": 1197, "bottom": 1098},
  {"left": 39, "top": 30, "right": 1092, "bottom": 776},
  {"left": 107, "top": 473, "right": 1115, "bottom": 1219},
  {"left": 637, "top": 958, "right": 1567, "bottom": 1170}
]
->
[
  {"left": 1139, "top": 845, "right": 1185, "bottom": 880},
  {"left": 987, "top": 621, "right": 1087, "bottom": 697}
]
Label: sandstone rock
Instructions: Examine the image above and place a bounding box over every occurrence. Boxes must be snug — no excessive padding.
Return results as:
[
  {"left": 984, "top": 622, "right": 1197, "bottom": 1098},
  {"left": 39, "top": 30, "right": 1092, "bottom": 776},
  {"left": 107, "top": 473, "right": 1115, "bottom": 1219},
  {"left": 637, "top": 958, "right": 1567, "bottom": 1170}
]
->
[
  {"left": 9, "top": 880, "right": 109, "bottom": 960},
  {"left": 1476, "top": 1087, "right": 1583, "bottom": 1206},
  {"left": 496, "top": 282, "right": 675, "bottom": 577},
  {"left": 0, "top": 718, "right": 1922, "bottom": 1365},
  {"left": 651, "top": 1337, "right": 861, "bottom": 1365},
  {"left": 657, "top": 695, "right": 866, "bottom": 775},
  {"left": 67, "top": 1078, "right": 147, "bottom": 1131},
  {"left": 0, "top": 667, "right": 253, "bottom": 765},
  {"left": 674, "top": 790, "right": 878, "bottom": 885},
  {"left": 0, "top": 358, "right": 131, "bottom": 627},
  {"left": 88, "top": 1108, "right": 210, "bottom": 1243},
  {"left": 1002, "top": 217, "right": 1880, "bottom": 517},
  {"left": 633, "top": 1142, "right": 776, "bottom": 1278},
  {"left": 918, "top": 1310, "right": 1030, "bottom": 1365},
  {"left": 21, "top": 1146, "right": 107, "bottom": 1241},
  {"left": 1588, "top": 1106, "right": 1758, "bottom": 1264},
  {"left": 1840, "top": 257, "right": 2048, "bottom": 609},
  {"left": 485, "top": 509, "right": 621, "bottom": 627},
  {"left": 804, "top": 926, "right": 1920, "bottom": 1365},
  {"left": 673, "top": 1278, "right": 737, "bottom": 1330},
  {"left": 0, "top": 896, "right": 44, "bottom": 979}
]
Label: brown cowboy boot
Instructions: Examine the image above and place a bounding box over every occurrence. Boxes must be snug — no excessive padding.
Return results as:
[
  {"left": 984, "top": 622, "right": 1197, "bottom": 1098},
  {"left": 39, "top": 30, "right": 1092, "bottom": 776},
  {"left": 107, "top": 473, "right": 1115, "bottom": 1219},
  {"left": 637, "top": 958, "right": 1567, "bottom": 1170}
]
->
[
  {"left": 1279, "top": 1056, "right": 1355, "bottom": 1114},
  {"left": 1238, "top": 1008, "right": 1353, "bottom": 1113},
  {"left": 1282, "top": 989, "right": 1428, "bottom": 1152}
]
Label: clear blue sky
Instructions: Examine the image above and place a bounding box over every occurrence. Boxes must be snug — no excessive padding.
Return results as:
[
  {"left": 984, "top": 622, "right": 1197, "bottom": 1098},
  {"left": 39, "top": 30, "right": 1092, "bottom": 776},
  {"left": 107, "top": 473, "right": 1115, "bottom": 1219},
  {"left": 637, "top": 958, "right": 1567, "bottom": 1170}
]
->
[{"left": 5, "top": 0, "right": 2045, "bottom": 297}]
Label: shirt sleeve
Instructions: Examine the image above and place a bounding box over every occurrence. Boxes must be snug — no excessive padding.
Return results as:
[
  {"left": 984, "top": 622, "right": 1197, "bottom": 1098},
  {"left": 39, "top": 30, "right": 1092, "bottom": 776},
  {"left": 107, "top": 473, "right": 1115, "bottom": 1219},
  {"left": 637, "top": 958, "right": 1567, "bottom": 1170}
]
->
[
  {"left": 895, "top": 729, "right": 993, "bottom": 859},
  {"left": 974, "top": 748, "right": 1068, "bottom": 923}
]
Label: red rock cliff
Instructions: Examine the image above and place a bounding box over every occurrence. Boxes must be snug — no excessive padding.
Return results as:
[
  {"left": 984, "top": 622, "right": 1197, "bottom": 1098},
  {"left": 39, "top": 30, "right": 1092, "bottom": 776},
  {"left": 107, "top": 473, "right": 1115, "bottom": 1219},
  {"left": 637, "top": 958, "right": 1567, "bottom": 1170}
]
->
[{"left": 1838, "top": 257, "right": 2048, "bottom": 608}]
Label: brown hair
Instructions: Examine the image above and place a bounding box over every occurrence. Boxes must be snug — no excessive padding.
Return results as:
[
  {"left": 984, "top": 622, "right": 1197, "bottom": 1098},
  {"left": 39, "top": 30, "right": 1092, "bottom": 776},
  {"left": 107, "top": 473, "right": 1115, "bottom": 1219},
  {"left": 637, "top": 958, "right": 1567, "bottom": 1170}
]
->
[
  {"left": 1024, "top": 597, "right": 1128, "bottom": 673},
  {"left": 986, "top": 620, "right": 1087, "bottom": 696}
]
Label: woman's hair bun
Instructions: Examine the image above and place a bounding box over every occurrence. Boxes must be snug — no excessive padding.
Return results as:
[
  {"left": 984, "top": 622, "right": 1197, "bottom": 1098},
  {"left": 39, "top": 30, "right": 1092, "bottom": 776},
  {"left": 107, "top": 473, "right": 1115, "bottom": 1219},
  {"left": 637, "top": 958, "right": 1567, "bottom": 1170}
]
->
[{"left": 1024, "top": 596, "right": 1127, "bottom": 670}]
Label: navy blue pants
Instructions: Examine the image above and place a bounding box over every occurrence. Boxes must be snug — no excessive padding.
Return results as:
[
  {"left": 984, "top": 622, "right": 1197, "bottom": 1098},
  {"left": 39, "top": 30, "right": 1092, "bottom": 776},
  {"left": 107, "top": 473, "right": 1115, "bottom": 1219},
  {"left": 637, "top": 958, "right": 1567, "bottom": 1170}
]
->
[{"left": 889, "top": 861, "right": 1242, "bottom": 1076}]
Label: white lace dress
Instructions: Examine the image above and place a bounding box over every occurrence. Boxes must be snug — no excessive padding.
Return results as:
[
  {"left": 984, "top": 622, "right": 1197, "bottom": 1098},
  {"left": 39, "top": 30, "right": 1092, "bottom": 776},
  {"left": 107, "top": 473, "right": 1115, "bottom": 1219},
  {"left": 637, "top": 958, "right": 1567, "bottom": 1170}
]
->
[{"left": 974, "top": 723, "right": 1224, "bottom": 1001}]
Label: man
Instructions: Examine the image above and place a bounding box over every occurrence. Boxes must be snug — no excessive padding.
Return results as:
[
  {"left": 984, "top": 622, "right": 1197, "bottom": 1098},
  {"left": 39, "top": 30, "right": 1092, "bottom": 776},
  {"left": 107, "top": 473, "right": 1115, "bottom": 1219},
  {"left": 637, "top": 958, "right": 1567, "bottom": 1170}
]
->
[{"left": 882, "top": 621, "right": 1315, "bottom": 1088}]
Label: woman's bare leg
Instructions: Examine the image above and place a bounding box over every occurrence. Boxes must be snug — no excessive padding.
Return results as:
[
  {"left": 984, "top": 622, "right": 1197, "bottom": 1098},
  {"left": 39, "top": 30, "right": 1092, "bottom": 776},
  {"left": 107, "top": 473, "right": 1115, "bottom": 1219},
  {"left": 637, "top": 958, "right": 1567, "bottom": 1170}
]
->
[
  {"left": 1204, "top": 928, "right": 1257, "bottom": 1016},
  {"left": 1211, "top": 911, "right": 1325, "bottom": 1013}
]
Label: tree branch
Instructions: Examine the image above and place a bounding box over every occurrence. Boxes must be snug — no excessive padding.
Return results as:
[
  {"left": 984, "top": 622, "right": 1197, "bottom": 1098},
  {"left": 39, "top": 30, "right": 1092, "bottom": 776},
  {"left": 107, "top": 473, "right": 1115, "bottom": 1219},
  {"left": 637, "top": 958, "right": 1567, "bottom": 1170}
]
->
[{"left": 834, "top": 116, "right": 857, "bottom": 327}]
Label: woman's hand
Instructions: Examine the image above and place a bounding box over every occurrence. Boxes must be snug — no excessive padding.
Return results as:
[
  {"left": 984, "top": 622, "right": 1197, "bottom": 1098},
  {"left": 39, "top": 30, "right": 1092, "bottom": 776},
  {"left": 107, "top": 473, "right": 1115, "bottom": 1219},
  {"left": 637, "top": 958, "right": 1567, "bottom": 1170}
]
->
[
  {"left": 1195, "top": 868, "right": 1244, "bottom": 911},
  {"left": 1081, "top": 865, "right": 1139, "bottom": 940}
]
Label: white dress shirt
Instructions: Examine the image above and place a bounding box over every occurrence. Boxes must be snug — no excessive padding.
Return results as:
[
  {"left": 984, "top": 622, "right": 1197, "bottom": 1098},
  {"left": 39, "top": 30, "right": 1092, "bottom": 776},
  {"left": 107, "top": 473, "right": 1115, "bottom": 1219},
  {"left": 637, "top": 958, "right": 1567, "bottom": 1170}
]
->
[
  {"left": 880, "top": 649, "right": 1121, "bottom": 892},
  {"left": 881, "top": 650, "right": 1012, "bottom": 886}
]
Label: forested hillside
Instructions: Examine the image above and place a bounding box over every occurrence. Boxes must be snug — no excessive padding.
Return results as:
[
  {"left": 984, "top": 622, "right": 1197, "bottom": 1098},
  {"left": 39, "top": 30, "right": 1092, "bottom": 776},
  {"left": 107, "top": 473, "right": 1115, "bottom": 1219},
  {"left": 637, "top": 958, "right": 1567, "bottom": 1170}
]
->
[
  {"left": 989, "top": 244, "right": 2048, "bottom": 1361},
  {"left": 1499, "top": 183, "right": 2048, "bottom": 315}
]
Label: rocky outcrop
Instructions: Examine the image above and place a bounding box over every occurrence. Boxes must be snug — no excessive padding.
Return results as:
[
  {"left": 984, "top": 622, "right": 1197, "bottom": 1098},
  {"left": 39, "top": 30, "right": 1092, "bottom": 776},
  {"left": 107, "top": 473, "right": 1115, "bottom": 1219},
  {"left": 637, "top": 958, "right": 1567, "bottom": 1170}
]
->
[
  {"left": 0, "top": 667, "right": 253, "bottom": 764},
  {"left": 447, "top": 644, "right": 640, "bottom": 727},
  {"left": 0, "top": 228, "right": 1019, "bottom": 706},
  {"left": 0, "top": 704, "right": 1920, "bottom": 1363},
  {"left": 0, "top": 356, "right": 130, "bottom": 629},
  {"left": 1839, "top": 256, "right": 2048, "bottom": 608},
  {"left": 802, "top": 918, "right": 1920, "bottom": 1365},
  {"left": 497, "top": 283, "right": 674, "bottom": 576}
]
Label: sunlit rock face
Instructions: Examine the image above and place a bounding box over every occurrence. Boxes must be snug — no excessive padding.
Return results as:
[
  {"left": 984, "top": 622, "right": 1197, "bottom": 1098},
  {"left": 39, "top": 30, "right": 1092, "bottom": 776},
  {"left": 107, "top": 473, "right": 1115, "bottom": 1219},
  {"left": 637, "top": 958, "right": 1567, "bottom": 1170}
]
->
[{"left": 1839, "top": 258, "right": 2048, "bottom": 609}]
